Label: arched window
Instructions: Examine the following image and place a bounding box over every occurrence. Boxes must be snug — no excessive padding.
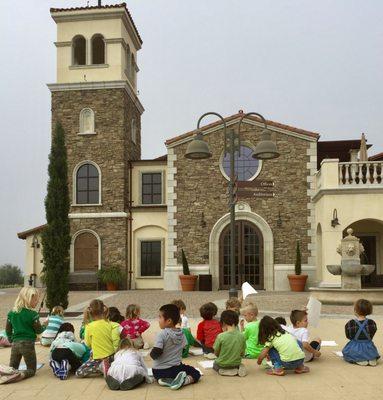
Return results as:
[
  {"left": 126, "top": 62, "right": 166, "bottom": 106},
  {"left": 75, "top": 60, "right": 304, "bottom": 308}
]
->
[
  {"left": 91, "top": 34, "right": 105, "bottom": 64},
  {"left": 131, "top": 53, "right": 136, "bottom": 84},
  {"left": 76, "top": 163, "right": 100, "bottom": 204},
  {"left": 74, "top": 231, "right": 99, "bottom": 272},
  {"left": 126, "top": 45, "right": 131, "bottom": 78},
  {"left": 72, "top": 35, "right": 86, "bottom": 66},
  {"left": 79, "top": 108, "right": 95, "bottom": 134},
  {"left": 131, "top": 119, "right": 136, "bottom": 143}
]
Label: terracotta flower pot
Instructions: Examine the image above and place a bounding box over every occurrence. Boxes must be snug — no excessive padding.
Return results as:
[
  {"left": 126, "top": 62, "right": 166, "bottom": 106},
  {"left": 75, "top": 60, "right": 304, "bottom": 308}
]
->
[
  {"left": 179, "top": 275, "right": 198, "bottom": 291},
  {"left": 106, "top": 282, "right": 118, "bottom": 291},
  {"left": 287, "top": 274, "right": 308, "bottom": 292}
]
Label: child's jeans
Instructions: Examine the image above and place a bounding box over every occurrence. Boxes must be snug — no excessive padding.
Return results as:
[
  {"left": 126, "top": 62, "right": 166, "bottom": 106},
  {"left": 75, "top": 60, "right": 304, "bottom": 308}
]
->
[
  {"left": 9, "top": 340, "right": 36, "bottom": 378},
  {"left": 152, "top": 363, "right": 201, "bottom": 382},
  {"left": 268, "top": 348, "right": 304, "bottom": 370},
  {"left": 51, "top": 348, "right": 82, "bottom": 372},
  {"left": 76, "top": 355, "right": 114, "bottom": 378}
]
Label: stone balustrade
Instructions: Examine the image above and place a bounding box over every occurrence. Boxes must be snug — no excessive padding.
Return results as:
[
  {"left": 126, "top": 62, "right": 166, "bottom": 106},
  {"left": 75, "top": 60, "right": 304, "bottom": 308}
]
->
[
  {"left": 339, "top": 161, "right": 383, "bottom": 186},
  {"left": 314, "top": 159, "right": 383, "bottom": 194}
]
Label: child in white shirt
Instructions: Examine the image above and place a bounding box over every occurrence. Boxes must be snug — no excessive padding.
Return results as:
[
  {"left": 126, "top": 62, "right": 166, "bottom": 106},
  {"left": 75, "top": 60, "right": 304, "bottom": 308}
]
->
[
  {"left": 106, "top": 338, "right": 152, "bottom": 391},
  {"left": 283, "top": 310, "right": 321, "bottom": 362}
]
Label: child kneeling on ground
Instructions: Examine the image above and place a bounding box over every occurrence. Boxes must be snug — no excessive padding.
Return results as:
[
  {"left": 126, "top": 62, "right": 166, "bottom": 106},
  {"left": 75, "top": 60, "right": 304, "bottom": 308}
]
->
[
  {"left": 106, "top": 338, "right": 152, "bottom": 391},
  {"left": 342, "top": 299, "right": 379, "bottom": 366},
  {"left": 150, "top": 304, "right": 201, "bottom": 390},
  {"left": 257, "top": 316, "right": 309, "bottom": 376},
  {"left": 213, "top": 310, "right": 247, "bottom": 376},
  {"left": 50, "top": 323, "right": 89, "bottom": 380},
  {"left": 1, "top": 287, "right": 43, "bottom": 384}
]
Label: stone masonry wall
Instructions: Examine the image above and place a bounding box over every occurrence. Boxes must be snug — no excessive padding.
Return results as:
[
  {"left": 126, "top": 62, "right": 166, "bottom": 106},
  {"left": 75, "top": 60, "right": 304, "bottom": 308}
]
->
[
  {"left": 51, "top": 88, "right": 142, "bottom": 282},
  {"left": 173, "top": 122, "right": 313, "bottom": 265},
  {"left": 70, "top": 218, "right": 128, "bottom": 282}
]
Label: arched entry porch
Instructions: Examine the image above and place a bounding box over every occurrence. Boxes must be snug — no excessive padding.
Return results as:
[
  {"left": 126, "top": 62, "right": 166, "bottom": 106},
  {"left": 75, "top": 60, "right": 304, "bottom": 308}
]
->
[{"left": 209, "top": 204, "right": 274, "bottom": 291}]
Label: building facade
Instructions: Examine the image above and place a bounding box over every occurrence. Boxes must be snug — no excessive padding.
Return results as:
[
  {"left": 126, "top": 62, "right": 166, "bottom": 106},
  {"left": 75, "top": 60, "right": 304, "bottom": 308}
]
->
[{"left": 18, "top": 3, "right": 383, "bottom": 291}]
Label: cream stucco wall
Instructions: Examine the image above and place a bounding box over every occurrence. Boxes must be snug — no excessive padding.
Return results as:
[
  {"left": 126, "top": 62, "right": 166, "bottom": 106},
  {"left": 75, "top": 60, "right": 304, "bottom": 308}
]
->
[
  {"left": 53, "top": 9, "right": 138, "bottom": 86},
  {"left": 131, "top": 161, "right": 168, "bottom": 289},
  {"left": 23, "top": 235, "right": 44, "bottom": 287},
  {"left": 314, "top": 159, "right": 383, "bottom": 287}
]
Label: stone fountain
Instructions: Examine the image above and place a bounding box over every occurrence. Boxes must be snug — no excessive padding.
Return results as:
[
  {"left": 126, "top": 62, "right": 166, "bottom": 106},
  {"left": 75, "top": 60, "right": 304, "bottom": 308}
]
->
[{"left": 310, "top": 228, "right": 383, "bottom": 304}]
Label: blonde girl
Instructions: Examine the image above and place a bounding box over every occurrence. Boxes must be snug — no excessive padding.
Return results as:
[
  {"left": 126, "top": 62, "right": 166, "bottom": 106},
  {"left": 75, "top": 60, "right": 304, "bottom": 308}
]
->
[
  {"left": 120, "top": 304, "right": 150, "bottom": 349},
  {"left": 1, "top": 287, "right": 43, "bottom": 384},
  {"left": 41, "top": 306, "right": 64, "bottom": 346},
  {"left": 106, "top": 338, "right": 152, "bottom": 391},
  {"left": 75, "top": 299, "right": 120, "bottom": 378}
]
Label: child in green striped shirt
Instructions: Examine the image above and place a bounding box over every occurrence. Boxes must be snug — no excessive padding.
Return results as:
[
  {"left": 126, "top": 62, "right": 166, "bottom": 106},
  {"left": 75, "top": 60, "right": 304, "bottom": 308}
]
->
[{"left": 41, "top": 306, "right": 64, "bottom": 346}]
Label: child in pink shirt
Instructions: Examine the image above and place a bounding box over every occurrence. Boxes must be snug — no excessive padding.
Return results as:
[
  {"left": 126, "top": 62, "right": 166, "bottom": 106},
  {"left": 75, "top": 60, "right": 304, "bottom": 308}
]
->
[{"left": 120, "top": 304, "right": 150, "bottom": 349}]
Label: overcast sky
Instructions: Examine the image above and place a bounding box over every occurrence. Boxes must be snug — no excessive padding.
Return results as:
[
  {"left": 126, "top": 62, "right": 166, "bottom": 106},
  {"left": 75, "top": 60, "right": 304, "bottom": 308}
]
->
[{"left": 0, "top": 0, "right": 382, "bottom": 270}]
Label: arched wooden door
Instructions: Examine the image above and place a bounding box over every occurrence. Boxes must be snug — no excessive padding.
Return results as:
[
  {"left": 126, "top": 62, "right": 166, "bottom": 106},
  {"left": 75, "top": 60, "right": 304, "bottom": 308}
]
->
[
  {"left": 74, "top": 232, "right": 99, "bottom": 272},
  {"left": 219, "top": 220, "right": 264, "bottom": 290}
]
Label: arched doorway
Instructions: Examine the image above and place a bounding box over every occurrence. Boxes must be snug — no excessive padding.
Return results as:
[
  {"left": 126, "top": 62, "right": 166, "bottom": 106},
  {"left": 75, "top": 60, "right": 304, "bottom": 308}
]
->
[
  {"left": 74, "top": 231, "right": 99, "bottom": 272},
  {"left": 219, "top": 220, "right": 264, "bottom": 290},
  {"left": 343, "top": 219, "right": 383, "bottom": 287}
]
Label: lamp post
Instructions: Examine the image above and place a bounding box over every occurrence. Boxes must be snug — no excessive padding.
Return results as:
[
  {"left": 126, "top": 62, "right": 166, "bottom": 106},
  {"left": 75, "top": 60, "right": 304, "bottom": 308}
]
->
[{"left": 185, "top": 112, "right": 280, "bottom": 298}]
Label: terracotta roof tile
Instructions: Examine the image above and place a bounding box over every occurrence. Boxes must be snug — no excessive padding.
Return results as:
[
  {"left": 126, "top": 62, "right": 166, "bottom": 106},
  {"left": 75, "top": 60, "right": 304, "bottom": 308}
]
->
[
  {"left": 369, "top": 152, "right": 383, "bottom": 161},
  {"left": 17, "top": 224, "right": 46, "bottom": 240},
  {"left": 165, "top": 112, "right": 320, "bottom": 146},
  {"left": 50, "top": 2, "right": 142, "bottom": 44}
]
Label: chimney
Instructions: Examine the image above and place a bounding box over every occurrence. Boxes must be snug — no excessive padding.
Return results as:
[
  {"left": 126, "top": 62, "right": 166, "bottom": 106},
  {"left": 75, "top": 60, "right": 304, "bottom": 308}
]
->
[{"left": 98, "top": 0, "right": 102, "bottom": 6}]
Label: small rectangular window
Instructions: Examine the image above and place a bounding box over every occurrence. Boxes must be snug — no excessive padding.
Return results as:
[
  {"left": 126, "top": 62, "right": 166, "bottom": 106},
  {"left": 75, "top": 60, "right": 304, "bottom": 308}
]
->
[
  {"left": 141, "top": 173, "right": 162, "bottom": 204},
  {"left": 140, "top": 241, "right": 162, "bottom": 276}
]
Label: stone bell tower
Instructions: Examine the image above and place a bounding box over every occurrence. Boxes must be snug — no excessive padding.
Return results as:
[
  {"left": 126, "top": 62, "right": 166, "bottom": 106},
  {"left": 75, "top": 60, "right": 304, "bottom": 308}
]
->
[{"left": 48, "top": 3, "right": 144, "bottom": 288}]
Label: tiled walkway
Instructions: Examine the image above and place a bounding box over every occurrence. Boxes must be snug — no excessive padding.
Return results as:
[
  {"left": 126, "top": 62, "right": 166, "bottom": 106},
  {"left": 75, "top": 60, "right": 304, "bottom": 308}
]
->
[{"left": 0, "top": 317, "right": 383, "bottom": 400}]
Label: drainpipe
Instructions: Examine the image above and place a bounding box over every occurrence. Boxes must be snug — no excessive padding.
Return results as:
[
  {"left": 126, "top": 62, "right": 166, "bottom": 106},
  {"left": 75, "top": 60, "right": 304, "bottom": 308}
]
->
[{"left": 128, "top": 161, "right": 134, "bottom": 290}]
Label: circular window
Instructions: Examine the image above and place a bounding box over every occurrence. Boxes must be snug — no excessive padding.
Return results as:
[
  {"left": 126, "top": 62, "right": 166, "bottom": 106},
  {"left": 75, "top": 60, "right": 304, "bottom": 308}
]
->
[{"left": 221, "top": 145, "right": 261, "bottom": 181}]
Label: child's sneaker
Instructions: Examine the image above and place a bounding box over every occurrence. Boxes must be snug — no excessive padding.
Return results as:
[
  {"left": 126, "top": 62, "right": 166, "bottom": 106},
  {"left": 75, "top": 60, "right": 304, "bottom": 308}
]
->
[
  {"left": 238, "top": 364, "right": 247, "bottom": 377},
  {"left": 356, "top": 361, "right": 369, "bottom": 366},
  {"left": 368, "top": 359, "right": 378, "bottom": 367},
  {"left": 169, "top": 371, "right": 187, "bottom": 390},
  {"left": 59, "top": 359, "right": 70, "bottom": 380},
  {"left": 0, "top": 365, "right": 18, "bottom": 376},
  {"left": 0, "top": 372, "right": 22, "bottom": 384},
  {"left": 218, "top": 368, "right": 238, "bottom": 376},
  {"left": 294, "top": 365, "right": 310, "bottom": 374},
  {"left": 158, "top": 378, "right": 174, "bottom": 387},
  {"left": 266, "top": 368, "right": 285, "bottom": 376},
  {"left": 106, "top": 375, "right": 120, "bottom": 390},
  {"left": 203, "top": 352, "right": 217, "bottom": 360},
  {"left": 49, "top": 360, "right": 61, "bottom": 378}
]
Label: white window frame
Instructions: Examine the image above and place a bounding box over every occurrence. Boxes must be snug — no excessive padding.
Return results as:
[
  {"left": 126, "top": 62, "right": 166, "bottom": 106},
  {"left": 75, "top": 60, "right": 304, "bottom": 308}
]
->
[
  {"left": 71, "top": 35, "right": 87, "bottom": 66},
  {"left": 219, "top": 141, "right": 263, "bottom": 182},
  {"left": 90, "top": 33, "right": 107, "bottom": 65},
  {"left": 139, "top": 170, "right": 165, "bottom": 206},
  {"left": 137, "top": 238, "right": 164, "bottom": 278},
  {"left": 70, "top": 229, "right": 101, "bottom": 273},
  {"left": 72, "top": 160, "right": 102, "bottom": 206}
]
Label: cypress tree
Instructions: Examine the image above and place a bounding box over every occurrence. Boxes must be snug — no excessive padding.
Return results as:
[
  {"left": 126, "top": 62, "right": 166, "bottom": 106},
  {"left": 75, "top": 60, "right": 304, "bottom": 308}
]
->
[
  {"left": 41, "top": 122, "right": 71, "bottom": 310},
  {"left": 294, "top": 240, "right": 302, "bottom": 276}
]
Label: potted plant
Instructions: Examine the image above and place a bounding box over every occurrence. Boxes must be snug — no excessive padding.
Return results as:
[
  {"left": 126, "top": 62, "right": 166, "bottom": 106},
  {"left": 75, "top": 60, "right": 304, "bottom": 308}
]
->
[
  {"left": 287, "top": 240, "right": 308, "bottom": 292},
  {"left": 179, "top": 249, "right": 198, "bottom": 291},
  {"left": 97, "top": 266, "right": 125, "bottom": 291}
]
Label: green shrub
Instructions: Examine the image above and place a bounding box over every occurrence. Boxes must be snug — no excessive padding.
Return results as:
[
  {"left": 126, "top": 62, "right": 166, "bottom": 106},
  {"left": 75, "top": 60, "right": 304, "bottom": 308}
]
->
[
  {"left": 97, "top": 266, "right": 125, "bottom": 285},
  {"left": 295, "top": 240, "right": 302, "bottom": 275}
]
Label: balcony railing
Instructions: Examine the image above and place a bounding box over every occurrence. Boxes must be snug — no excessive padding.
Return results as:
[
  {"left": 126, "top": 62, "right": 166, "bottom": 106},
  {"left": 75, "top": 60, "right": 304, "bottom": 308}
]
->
[
  {"left": 339, "top": 161, "right": 382, "bottom": 186},
  {"left": 314, "top": 159, "right": 383, "bottom": 195}
]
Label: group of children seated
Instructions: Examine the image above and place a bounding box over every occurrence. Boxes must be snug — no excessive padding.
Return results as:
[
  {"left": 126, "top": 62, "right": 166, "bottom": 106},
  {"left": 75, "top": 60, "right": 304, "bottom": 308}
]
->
[{"left": 0, "top": 287, "right": 380, "bottom": 390}]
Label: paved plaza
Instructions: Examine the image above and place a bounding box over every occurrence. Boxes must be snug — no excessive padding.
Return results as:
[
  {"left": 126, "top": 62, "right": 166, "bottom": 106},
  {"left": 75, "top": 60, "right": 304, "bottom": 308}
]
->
[{"left": 1, "top": 289, "right": 383, "bottom": 399}]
